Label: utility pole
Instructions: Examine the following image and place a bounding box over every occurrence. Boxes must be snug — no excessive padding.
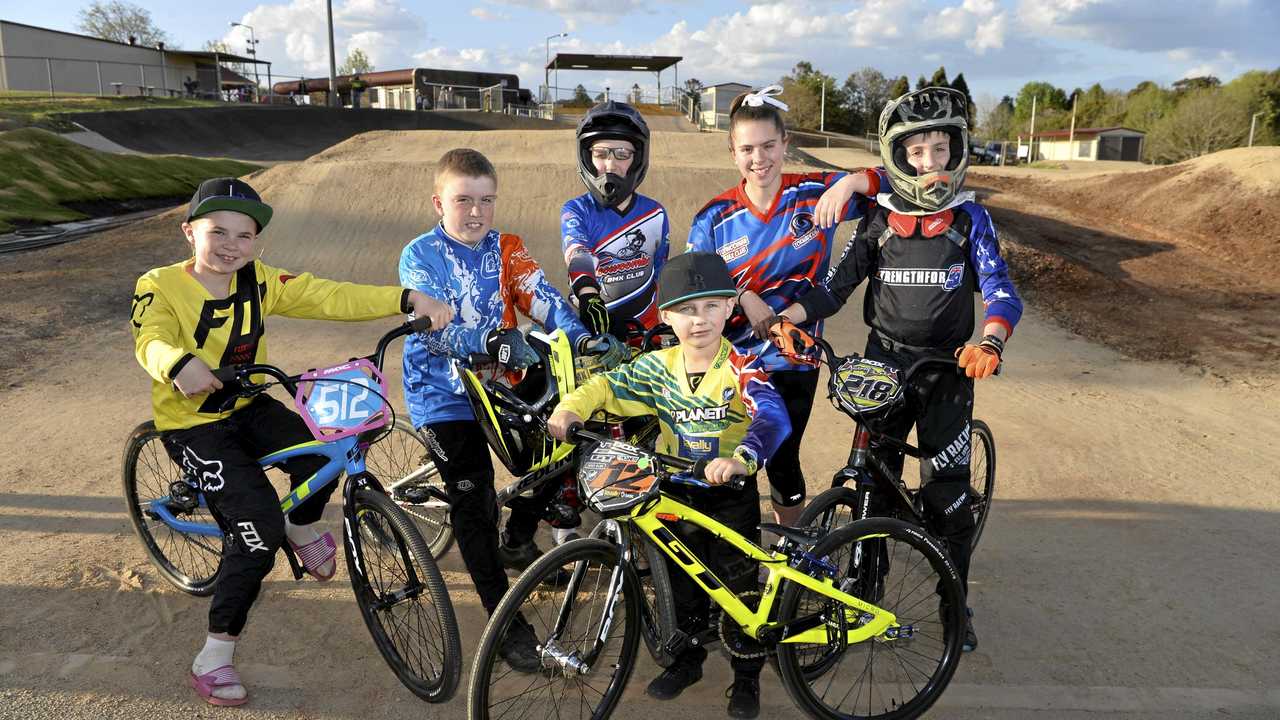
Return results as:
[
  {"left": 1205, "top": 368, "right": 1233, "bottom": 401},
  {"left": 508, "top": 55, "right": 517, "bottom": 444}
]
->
[
  {"left": 820, "top": 81, "right": 826, "bottom": 133},
  {"left": 1028, "top": 95, "right": 1037, "bottom": 163},
  {"left": 1068, "top": 92, "right": 1078, "bottom": 157},
  {"left": 326, "top": 0, "right": 338, "bottom": 107},
  {"left": 1249, "top": 111, "right": 1263, "bottom": 147}
]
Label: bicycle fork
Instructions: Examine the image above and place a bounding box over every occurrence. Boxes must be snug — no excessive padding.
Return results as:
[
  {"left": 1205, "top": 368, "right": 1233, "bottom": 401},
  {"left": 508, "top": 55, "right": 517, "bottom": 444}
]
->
[{"left": 540, "top": 520, "right": 629, "bottom": 676}]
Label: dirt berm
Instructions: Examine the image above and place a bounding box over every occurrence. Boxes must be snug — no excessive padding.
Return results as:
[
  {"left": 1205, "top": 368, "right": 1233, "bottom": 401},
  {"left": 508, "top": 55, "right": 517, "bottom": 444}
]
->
[{"left": 69, "top": 106, "right": 572, "bottom": 162}]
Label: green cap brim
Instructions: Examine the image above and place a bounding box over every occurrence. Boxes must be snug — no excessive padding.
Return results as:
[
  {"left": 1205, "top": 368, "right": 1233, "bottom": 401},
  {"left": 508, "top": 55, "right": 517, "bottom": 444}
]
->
[
  {"left": 189, "top": 197, "right": 273, "bottom": 231},
  {"left": 657, "top": 288, "right": 737, "bottom": 310}
]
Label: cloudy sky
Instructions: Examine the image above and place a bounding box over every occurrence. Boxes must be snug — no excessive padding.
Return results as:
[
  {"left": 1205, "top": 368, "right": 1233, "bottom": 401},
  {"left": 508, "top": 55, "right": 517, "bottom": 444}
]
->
[{"left": 6, "top": 0, "right": 1277, "bottom": 99}]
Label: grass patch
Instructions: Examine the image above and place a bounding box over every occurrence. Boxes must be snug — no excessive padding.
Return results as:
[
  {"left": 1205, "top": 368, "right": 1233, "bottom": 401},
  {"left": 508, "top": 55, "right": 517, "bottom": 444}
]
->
[
  {"left": 0, "top": 90, "right": 222, "bottom": 131},
  {"left": 1028, "top": 161, "right": 1070, "bottom": 170},
  {"left": 0, "top": 127, "right": 258, "bottom": 232}
]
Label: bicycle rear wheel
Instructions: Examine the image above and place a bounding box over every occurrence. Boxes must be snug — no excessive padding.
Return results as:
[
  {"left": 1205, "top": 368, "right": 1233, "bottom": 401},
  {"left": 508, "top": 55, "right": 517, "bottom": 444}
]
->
[
  {"left": 776, "top": 517, "right": 965, "bottom": 720},
  {"left": 468, "top": 538, "right": 641, "bottom": 720},
  {"left": 365, "top": 416, "right": 453, "bottom": 559},
  {"left": 122, "top": 422, "right": 223, "bottom": 596},
  {"left": 346, "top": 486, "right": 462, "bottom": 703},
  {"left": 968, "top": 420, "right": 996, "bottom": 551}
]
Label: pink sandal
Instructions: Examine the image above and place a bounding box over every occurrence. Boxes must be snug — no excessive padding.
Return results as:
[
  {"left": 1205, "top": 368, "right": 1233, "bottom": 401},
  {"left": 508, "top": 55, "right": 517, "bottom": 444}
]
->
[
  {"left": 289, "top": 531, "right": 337, "bottom": 581},
  {"left": 190, "top": 664, "right": 248, "bottom": 706}
]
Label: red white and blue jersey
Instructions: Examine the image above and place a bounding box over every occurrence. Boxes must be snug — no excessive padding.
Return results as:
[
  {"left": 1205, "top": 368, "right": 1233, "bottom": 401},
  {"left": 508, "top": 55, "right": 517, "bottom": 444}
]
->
[
  {"left": 687, "top": 171, "right": 882, "bottom": 371},
  {"left": 561, "top": 193, "right": 670, "bottom": 329},
  {"left": 400, "top": 224, "right": 588, "bottom": 427}
]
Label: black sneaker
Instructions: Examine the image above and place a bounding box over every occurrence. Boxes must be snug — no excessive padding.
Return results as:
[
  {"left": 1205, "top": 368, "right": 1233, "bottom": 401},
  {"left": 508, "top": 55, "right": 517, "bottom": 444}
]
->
[
  {"left": 726, "top": 676, "right": 760, "bottom": 719},
  {"left": 645, "top": 660, "right": 703, "bottom": 700},
  {"left": 498, "top": 537, "right": 543, "bottom": 571},
  {"left": 498, "top": 616, "right": 542, "bottom": 673},
  {"left": 962, "top": 608, "right": 978, "bottom": 652}
]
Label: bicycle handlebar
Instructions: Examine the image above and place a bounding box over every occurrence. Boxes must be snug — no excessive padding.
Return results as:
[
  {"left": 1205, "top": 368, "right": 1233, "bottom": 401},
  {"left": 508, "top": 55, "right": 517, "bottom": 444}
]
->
[
  {"left": 565, "top": 423, "right": 744, "bottom": 491},
  {"left": 805, "top": 335, "right": 967, "bottom": 383}
]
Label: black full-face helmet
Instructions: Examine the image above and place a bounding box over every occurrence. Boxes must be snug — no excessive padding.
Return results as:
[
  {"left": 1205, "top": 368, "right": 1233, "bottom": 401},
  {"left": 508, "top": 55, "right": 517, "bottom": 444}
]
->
[
  {"left": 878, "top": 87, "right": 970, "bottom": 212},
  {"left": 576, "top": 101, "right": 650, "bottom": 208}
]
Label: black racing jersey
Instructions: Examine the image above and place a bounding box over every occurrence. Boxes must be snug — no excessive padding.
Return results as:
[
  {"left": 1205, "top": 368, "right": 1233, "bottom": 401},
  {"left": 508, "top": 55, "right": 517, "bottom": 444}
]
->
[
  {"left": 798, "top": 199, "right": 1023, "bottom": 350},
  {"left": 131, "top": 259, "right": 406, "bottom": 430}
]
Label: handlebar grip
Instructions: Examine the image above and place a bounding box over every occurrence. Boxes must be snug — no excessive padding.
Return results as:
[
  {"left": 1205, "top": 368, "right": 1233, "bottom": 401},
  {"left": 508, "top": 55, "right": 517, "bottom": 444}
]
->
[
  {"left": 687, "top": 459, "right": 746, "bottom": 490},
  {"left": 409, "top": 316, "right": 433, "bottom": 333},
  {"left": 212, "top": 366, "right": 240, "bottom": 384},
  {"left": 566, "top": 422, "right": 586, "bottom": 442}
]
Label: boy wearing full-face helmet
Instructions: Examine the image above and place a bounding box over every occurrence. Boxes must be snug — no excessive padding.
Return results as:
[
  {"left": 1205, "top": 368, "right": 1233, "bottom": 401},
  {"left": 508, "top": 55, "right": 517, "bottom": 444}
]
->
[
  {"left": 561, "top": 101, "right": 671, "bottom": 339},
  {"left": 772, "top": 87, "right": 1024, "bottom": 653}
]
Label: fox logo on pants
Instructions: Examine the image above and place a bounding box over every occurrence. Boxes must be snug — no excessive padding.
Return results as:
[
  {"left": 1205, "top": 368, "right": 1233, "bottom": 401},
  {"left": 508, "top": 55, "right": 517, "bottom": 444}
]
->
[{"left": 181, "top": 446, "right": 225, "bottom": 492}]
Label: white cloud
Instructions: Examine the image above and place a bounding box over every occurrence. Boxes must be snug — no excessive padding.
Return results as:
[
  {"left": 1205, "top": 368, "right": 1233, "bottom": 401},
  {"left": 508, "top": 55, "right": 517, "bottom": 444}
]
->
[
  {"left": 224, "top": 0, "right": 424, "bottom": 78},
  {"left": 470, "top": 7, "right": 510, "bottom": 21},
  {"left": 491, "top": 0, "right": 648, "bottom": 26}
]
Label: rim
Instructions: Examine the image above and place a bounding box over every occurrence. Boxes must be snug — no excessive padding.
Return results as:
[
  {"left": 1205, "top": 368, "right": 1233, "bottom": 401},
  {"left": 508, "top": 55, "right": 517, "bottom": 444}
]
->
[{"left": 128, "top": 434, "right": 222, "bottom": 586}]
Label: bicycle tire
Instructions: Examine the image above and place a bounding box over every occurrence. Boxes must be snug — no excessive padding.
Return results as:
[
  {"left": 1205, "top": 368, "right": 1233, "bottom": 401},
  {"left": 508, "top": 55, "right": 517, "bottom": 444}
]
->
[
  {"left": 121, "top": 421, "right": 223, "bottom": 596},
  {"left": 629, "top": 529, "right": 679, "bottom": 668},
  {"left": 366, "top": 416, "right": 454, "bottom": 559},
  {"left": 345, "top": 486, "right": 462, "bottom": 703},
  {"left": 776, "top": 517, "right": 965, "bottom": 720},
  {"left": 968, "top": 419, "right": 996, "bottom": 551},
  {"left": 468, "top": 538, "right": 641, "bottom": 720}
]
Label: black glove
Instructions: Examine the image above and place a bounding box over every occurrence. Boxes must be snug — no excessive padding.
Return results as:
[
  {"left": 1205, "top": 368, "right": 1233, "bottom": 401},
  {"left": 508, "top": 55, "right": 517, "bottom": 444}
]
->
[
  {"left": 577, "top": 292, "right": 611, "bottom": 336},
  {"left": 485, "top": 328, "right": 538, "bottom": 370},
  {"left": 578, "top": 333, "right": 630, "bottom": 369}
]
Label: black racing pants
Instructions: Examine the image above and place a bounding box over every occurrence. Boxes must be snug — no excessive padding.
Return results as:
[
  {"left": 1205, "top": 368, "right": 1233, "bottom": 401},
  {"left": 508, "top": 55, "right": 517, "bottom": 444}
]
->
[
  {"left": 161, "top": 396, "right": 333, "bottom": 636},
  {"left": 863, "top": 334, "right": 977, "bottom": 596},
  {"left": 663, "top": 478, "right": 765, "bottom": 679},
  {"left": 763, "top": 368, "right": 819, "bottom": 508},
  {"left": 417, "top": 420, "right": 547, "bottom": 614}
]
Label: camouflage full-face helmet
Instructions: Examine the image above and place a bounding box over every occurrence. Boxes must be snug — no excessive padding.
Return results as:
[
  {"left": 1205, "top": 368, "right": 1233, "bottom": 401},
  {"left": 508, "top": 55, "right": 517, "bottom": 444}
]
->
[{"left": 878, "top": 87, "right": 969, "bottom": 212}]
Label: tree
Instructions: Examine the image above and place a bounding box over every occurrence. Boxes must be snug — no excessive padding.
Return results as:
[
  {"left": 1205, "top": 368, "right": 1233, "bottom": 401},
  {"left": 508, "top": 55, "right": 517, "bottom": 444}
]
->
[
  {"left": 888, "top": 75, "right": 910, "bottom": 100},
  {"left": 77, "top": 0, "right": 169, "bottom": 45},
  {"left": 1223, "top": 69, "right": 1280, "bottom": 145},
  {"left": 683, "top": 78, "right": 703, "bottom": 94},
  {"left": 915, "top": 75, "right": 929, "bottom": 91},
  {"left": 1013, "top": 81, "right": 1070, "bottom": 131},
  {"left": 977, "top": 93, "right": 1016, "bottom": 140},
  {"left": 929, "top": 66, "right": 949, "bottom": 88},
  {"left": 949, "top": 72, "right": 975, "bottom": 127},
  {"left": 1146, "top": 88, "right": 1248, "bottom": 162},
  {"left": 779, "top": 61, "right": 848, "bottom": 132},
  {"left": 1124, "top": 82, "right": 1174, "bottom": 132},
  {"left": 842, "top": 67, "right": 893, "bottom": 135},
  {"left": 572, "top": 84, "right": 591, "bottom": 105},
  {"left": 338, "top": 48, "right": 374, "bottom": 76},
  {"left": 1172, "top": 76, "right": 1220, "bottom": 95},
  {"left": 203, "top": 40, "right": 246, "bottom": 75}
]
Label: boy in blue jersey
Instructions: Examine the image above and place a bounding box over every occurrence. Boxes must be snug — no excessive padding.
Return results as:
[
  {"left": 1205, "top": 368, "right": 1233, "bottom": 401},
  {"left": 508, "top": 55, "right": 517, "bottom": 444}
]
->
[
  {"left": 687, "top": 85, "right": 884, "bottom": 528},
  {"left": 561, "top": 101, "right": 670, "bottom": 338},
  {"left": 399, "top": 148, "right": 627, "bottom": 673},
  {"left": 773, "top": 87, "right": 1025, "bottom": 654},
  {"left": 549, "top": 252, "right": 791, "bottom": 719}
]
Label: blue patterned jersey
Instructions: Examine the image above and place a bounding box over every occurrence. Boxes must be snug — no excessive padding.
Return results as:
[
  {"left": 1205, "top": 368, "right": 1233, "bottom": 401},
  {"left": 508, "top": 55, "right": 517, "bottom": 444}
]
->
[
  {"left": 687, "top": 170, "right": 883, "bottom": 371},
  {"left": 561, "top": 193, "right": 670, "bottom": 329},
  {"left": 400, "top": 224, "right": 589, "bottom": 427}
]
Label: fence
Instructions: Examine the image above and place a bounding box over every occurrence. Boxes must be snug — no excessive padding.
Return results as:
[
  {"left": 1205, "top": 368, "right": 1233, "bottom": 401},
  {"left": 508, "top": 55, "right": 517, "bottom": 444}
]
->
[
  {"left": 0, "top": 53, "right": 274, "bottom": 101},
  {"left": 542, "top": 83, "right": 683, "bottom": 107}
]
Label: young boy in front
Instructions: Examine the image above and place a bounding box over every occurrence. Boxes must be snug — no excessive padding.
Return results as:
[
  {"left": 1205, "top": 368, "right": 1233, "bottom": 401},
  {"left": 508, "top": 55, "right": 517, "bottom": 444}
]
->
[
  {"left": 548, "top": 252, "right": 791, "bottom": 720},
  {"left": 770, "top": 87, "right": 1024, "bottom": 653},
  {"left": 132, "top": 177, "right": 453, "bottom": 706},
  {"left": 561, "top": 101, "right": 670, "bottom": 339},
  {"left": 398, "top": 148, "right": 626, "bottom": 672}
]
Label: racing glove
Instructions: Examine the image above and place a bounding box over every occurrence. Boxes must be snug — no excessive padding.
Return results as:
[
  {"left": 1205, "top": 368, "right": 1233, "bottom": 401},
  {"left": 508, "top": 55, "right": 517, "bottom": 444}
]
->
[
  {"left": 485, "top": 328, "right": 539, "bottom": 370},
  {"left": 578, "top": 333, "right": 629, "bottom": 370},
  {"left": 576, "top": 291, "right": 611, "bottom": 337},
  {"left": 767, "top": 316, "right": 818, "bottom": 366},
  {"left": 955, "top": 335, "right": 1004, "bottom": 379}
]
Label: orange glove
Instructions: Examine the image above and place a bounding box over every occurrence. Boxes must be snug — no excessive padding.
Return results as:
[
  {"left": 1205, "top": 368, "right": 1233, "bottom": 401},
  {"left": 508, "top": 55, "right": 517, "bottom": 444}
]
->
[
  {"left": 768, "top": 317, "right": 818, "bottom": 366},
  {"left": 955, "top": 335, "right": 1004, "bottom": 379}
]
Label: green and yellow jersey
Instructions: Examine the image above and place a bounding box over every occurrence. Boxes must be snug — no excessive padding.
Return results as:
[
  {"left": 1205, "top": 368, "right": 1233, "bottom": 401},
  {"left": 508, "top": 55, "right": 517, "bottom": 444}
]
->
[
  {"left": 131, "top": 258, "right": 407, "bottom": 431},
  {"left": 556, "top": 337, "right": 791, "bottom": 472}
]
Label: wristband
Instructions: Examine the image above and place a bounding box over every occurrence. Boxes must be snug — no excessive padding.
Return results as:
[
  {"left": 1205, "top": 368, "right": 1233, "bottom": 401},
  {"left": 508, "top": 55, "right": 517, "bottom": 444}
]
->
[
  {"left": 979, "top": 334, "right": 1005, "bottom": 357},
  {"left": 732, "top": 446, "right": 759, "bottom": 476}
]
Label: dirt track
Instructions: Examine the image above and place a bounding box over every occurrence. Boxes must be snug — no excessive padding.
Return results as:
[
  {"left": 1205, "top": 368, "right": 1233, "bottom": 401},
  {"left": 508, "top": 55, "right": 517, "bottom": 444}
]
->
[{"left": 2, "top": 129, "right": 1279, "bottom": 719}]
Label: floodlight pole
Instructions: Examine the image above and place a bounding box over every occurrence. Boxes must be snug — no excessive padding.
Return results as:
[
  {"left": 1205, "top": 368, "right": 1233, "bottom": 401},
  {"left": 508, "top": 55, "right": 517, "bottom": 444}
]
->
[
  {"left": 1249, "top": 111, "right": 1263, "bottom": 147},
  {"left": 230, "top": 22, "right": 260, "bottom": 102},
  {"left": 545, "top": 32, "right": 567, "bottom": 104},
  {"left": 326, "top": 0, "right": 338, "bottom": 107}
]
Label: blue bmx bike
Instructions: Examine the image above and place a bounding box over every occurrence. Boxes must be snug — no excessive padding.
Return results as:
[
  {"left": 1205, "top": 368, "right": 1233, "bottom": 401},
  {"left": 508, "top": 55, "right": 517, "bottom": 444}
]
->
[{"left": 121, "top": 319, "right": 461, "bottom": 702}]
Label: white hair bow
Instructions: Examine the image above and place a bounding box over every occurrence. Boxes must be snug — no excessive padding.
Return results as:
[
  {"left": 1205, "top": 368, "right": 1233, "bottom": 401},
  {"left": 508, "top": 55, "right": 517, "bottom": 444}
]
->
[{"left": 742, "top": 85, "right": 789, "bottom": 112}]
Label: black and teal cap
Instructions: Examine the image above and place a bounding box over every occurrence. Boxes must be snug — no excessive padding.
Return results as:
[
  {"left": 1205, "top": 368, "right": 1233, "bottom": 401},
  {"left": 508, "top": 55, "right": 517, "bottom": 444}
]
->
[
  {"left": 658, "top": 252, "right": 738, "bottom": 309},
  {"left": 185, "top": 177, "right": 273, "bottom": 232}
]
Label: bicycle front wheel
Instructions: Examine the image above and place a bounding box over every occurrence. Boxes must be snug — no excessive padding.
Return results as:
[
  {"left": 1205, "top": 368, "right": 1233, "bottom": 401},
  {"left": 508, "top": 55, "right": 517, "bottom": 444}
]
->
[
  {"left": 468, "top": 538, "right": 641, "bottom": 720},
  {"left": 628, "top": 529, "right": 678, "bottom": 668},
  {"left": 968, "top": 419, "right": 996, "bottom": 551},
  {"left": 776, "top": 517, "right": 965, "bottom": 720},
  {"left": 364, "top": 416, "right": 453, "bottom": 559},
  {"left": 122, "top": 422, "right": 223, "bottom": 596},
  {"left": 346, "top": 486, "right": 462, "bottom": 703}
]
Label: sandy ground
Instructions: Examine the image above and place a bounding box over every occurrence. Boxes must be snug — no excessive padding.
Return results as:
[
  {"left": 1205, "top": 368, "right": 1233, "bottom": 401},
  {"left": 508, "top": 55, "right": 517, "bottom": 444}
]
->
[{"left": 2, "top": 129, "right": 1279, "bottom": 720}]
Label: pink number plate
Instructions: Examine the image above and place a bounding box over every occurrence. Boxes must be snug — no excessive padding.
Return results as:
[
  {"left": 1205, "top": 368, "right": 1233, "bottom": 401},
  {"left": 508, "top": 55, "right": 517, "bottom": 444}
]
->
[{"left": 293, "top": 359, "right": 389, "bottom": 441}]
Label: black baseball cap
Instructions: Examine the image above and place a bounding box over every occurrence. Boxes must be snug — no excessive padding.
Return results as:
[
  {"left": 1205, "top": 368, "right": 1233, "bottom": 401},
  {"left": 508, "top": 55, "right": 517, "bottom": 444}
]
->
[
  {"left": 658, "top": 252, "right": 738, "bottom": 309},
  {"left": 185, "top": 177, "right": 273, "bottom": 232}
]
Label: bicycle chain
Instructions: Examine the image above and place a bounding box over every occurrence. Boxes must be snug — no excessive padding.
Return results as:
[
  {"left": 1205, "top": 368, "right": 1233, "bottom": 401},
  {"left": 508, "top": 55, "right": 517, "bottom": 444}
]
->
[{"left": 716, "top": 591, "right": 772, "bottom": 659}]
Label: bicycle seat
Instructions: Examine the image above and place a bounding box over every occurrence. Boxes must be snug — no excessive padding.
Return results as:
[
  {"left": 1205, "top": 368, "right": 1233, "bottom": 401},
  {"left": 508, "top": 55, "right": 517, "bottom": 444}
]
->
[{"left": 759, "top": 522, "right": 824, "bottom": 548}]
